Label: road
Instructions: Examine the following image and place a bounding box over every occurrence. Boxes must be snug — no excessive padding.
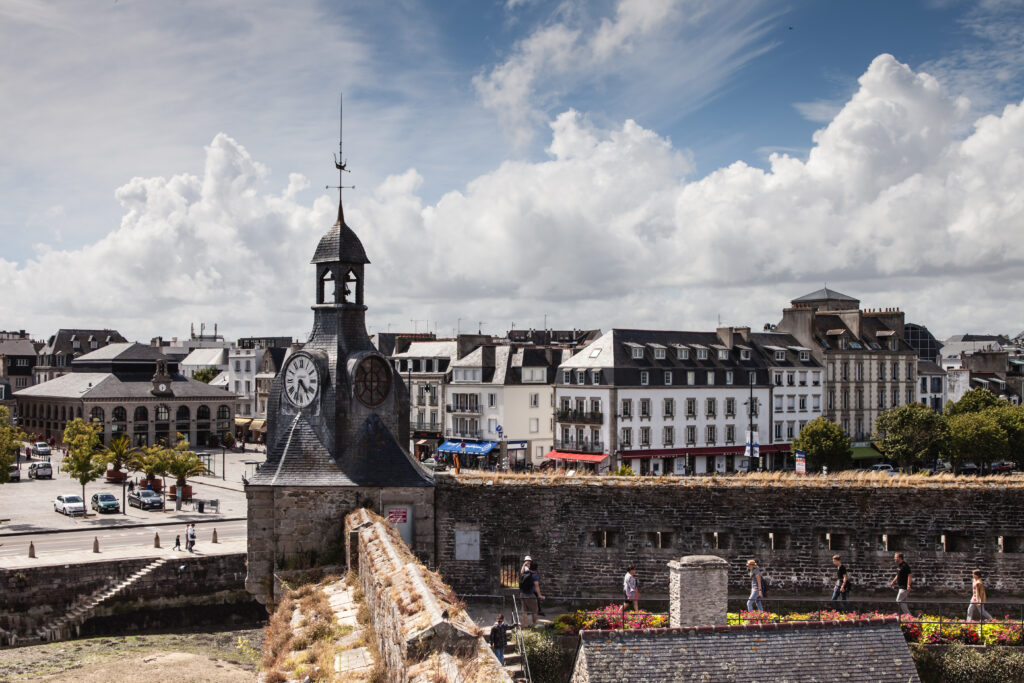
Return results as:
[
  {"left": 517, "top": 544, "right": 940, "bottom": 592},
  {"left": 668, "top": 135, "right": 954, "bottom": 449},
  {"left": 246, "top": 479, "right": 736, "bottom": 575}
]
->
[{"left": 0, "top": 519, "right": 247, "bottom": 557}]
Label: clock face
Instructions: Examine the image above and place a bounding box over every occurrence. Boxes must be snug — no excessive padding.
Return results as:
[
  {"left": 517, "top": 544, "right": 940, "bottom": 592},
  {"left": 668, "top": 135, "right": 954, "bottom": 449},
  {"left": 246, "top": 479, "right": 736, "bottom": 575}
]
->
[
  {"left": 158, "top": 383, "right": 167, "bottom": 392},
  {"left": 284, "top": 354, "right": 320, "bottom": 407},
  {"left": 353, "top": 355, "right": 391, "bottom": 407}
]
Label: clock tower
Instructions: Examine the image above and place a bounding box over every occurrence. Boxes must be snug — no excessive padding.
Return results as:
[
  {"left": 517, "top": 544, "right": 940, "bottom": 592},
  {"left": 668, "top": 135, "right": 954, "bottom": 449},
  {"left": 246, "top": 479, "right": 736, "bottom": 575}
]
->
[{"left": 246, "top": 108, "right": 434, "bottom": 606}]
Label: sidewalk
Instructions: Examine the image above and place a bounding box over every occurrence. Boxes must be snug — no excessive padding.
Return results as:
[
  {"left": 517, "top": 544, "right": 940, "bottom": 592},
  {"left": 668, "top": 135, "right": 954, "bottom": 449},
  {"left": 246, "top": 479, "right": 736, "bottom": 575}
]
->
[{"left": 0, "top": 537, "right": 247, "bottom": 570}]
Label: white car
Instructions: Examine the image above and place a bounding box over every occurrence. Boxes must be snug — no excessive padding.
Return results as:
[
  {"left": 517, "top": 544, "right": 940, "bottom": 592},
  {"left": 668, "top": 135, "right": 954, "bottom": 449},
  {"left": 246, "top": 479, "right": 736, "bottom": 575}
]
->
[
  {"left": 33, "top": 442, "right": 51, "bottom": 456},
  {"left": 54, "top": 494, "right": 86, "bottom": 516}
]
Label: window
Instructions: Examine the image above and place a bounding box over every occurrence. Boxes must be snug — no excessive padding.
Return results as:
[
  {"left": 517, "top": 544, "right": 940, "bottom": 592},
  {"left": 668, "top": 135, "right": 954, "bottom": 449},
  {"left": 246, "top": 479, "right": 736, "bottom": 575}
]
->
[
  {"left": 640, "top": 399, "right": 651, "bottom": 418},
  {"left": 799, "top": 371, "right": 807, "bottom": 385},
  {"left": 705, "top": 398, "right": 716, "bottom": 417},
  {"left": 726, "top": 424, "right": 736, "bottom": 443},
  {"left": 234, "top": 380, "right": 241, "bottom": 393},
  {"left": 686, "top": 425, "right": 696, "bottom": 444},
  {"left": 663, "top": 371, "right": 672, "bottom": 385},
  {"left": 878, "top": 364, "right": 886, "bottom": 381},
  {"left": 156, "top": 405, "right": 169, "bottom": 421},
  {"left": 631, "top": 346, "right": 643, "bottom": 359},
  {"left": 640, "top": 427, "right": 651, "bottom": 446},
  {"left": 646, "top": 531, "right": 673, "bottom": 549},
  {"left": 576, "top": 371, "right": 585, "bottom": 385},
  {"left": 686, "top": 398, "right": 696, "bottom": 417},
  {"left": 663, "top": 398, "right": 674, "bottom": 418},
  {"left": 774, "top": 350, "right": 785, "bottom": 361},
  {"left": 530, "top": 393, "right": 540, "bottom": 408},
  {"left": 245, "top": 360, "right": 251, "bottom": 372},
  {"left": 560, "top": 397, "right": 571, "bottom": 412},
  {"left": 686, "top": 371, "right": 695, "bottom": 385},
  {"left": 799, "top": 396, "right": 807, "bottom": 411},
  {"left": 640, "top": 371, "right": 649, "bottom": 386},
  {"left": 244, "top": 380, "right": 250, "bottom": 393},
  {"left": 841, "top": 390, "right": 848, "bottom": 410},
  {"left": 726, "top": 371, "right": 733, "bottom": 385},
  {"left": 488, "top": 393, "right": 497, "bottom": 407},
  {"left": 562, "top": 370, "right": 571, "bottom": 384},
  {"left": 785, "top": 372, "right": 794, "bottom": 386},
  {"left": 841, "top": 362, "right": 849, "bottom": 381},
  {"left": 878, "top": 388, "right": 886, "bottom": 409},
  {"left": 892, "top": 385, "right": 899, "bottom": 407},
  {"left": 705, "top": 425, "right": 717, "bottom": 444},
  {"left": 590, "top": 530, "right": 618, "bottom": 548},
  {"left": 799, "top": 350, "right": 810, "bottom": 361},
  {"left": 812, "top": 372, "right": 821, "bottom": 386},
  {"left": 907, "top": 362, "right": 915, "bottom": 380},
  {"left": 621, "top": 428, "right": 632, "bottom": 447},
  {"left": 774, "top": 422, "right": 782, "bottom": 439},
  {"left": 707, "top": 370, "right": 715, "bottom": 385},
  {"left": 15, "top": 377, "right": 27, "bottom": 388},
  {"left": 696, "top": 348, "right": 708, "bottom": 360},
  {"left": 725, "top": 397, "right": 736, "bottom": 417},
  {"left": 234, "top": 360, "right": 240, "bottom": 372},
  {"left": 718, "top": 349, "right": 728, "bottom": 360},
  {"left": 676, "top": 347, "right": 689, "bottom": 360},
  {"left": 663, "top": 426, "right": 674, "bottom": 445},
  {"left": 740, "top": 349, "right": 751, "bottom": 360},
  {"left": 774, "top": 372, "right": 783, "bottom": 387},
  {"left": 748, "top": 371, "right": 757, "bottom": 385},
  {"left": 73, "top": 340, "right": 81, "bottom": 350},
  {"left": 892, "top": 362, "right": 899, "bottom": 381},
  {"left": 591, "top": 398, "right": 602, "bottom": 413},
  {"left": 748, "top": 398, "right": 759, "bottom": 417},
  {"left": 786, "top": 422, "right": 795, "bottom": 439},
  {"left": 621, "top": 399, "right": 632, "bottom": 418},
  {"left": 775, "top": 398, "right": 783, "bottom": 413},
  {"left": 90, "top": 340, "right": 97, "bottom": 349},
  {"left": 654, "top": 347, "right": 666, "bottom": 360},
  {"left": 528, "top": 418, "right": 539, "bottom": 433},
  {"left": 591, "top": 370, "right": 601, "bottom": 385}
]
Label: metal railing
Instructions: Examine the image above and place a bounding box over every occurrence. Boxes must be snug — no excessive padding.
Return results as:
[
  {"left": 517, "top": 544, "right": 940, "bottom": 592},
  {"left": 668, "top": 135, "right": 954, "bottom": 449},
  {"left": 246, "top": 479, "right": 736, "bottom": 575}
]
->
[
  {"left": 510, "top": 594, "right": 533, "bottom": 683},
  {"left": 553, "top": 439, "right": 604, "bottom": 453},
  {"left": 555, "top": 409, "right": 603, "bottom": 425},
  {"left": 447, "top": 404, "right": 481, "bottom": 414}
]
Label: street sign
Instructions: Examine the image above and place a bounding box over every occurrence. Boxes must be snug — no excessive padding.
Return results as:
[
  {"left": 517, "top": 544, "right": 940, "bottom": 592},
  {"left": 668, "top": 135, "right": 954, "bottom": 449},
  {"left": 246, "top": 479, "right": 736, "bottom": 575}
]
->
[
  {"left": 496, "top": 425, "right": 503, "bottom": 435},
  {"left": 795, "top": 450, "right": 807, "bottom": 474}
]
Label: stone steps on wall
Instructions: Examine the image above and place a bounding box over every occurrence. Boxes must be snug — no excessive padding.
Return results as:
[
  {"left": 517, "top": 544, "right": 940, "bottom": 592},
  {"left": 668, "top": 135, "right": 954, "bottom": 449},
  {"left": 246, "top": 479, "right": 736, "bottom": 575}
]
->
[{"left": 35, "top": 558, "right": 168, "bottom": 643}]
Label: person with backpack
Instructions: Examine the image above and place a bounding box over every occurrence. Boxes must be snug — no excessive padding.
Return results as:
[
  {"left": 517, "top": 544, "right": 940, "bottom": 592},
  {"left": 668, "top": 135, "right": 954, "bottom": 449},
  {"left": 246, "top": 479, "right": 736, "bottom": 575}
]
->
[
  {"left": 831, "top": 554, "right": 850, "bottom": 608},
  {"left": 746, "top": 559, "right": 765, "bottom": 612},
  {"left": 519, "top": 559, "right": 544, "bottom": 626}
]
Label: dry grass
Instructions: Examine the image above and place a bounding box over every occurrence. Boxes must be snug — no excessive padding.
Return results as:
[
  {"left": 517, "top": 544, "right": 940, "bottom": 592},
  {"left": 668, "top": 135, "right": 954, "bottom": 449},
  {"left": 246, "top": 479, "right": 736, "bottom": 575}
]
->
[{"left": 446, "top": 469, "right": 1024, "bottom": 489}]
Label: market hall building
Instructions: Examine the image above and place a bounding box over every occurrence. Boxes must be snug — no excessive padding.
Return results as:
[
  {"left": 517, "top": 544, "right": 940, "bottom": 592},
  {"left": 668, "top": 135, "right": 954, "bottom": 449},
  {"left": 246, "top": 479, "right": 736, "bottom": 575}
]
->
[{"left": 14, "top": 342, "right": 242, "bottom": 447}]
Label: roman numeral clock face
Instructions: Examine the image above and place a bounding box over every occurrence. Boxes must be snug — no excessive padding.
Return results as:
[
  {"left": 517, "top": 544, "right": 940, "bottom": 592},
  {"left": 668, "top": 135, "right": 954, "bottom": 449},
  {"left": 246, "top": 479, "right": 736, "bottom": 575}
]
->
[{"left": 284, "top": 354, "right": 320, "bottom": 408}]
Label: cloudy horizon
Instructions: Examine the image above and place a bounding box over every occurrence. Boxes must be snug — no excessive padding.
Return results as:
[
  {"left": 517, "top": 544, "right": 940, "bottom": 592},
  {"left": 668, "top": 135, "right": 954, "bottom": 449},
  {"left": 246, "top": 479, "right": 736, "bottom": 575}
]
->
[{"left": 2, "top": 1, "right": 1024, "bottom": 343}]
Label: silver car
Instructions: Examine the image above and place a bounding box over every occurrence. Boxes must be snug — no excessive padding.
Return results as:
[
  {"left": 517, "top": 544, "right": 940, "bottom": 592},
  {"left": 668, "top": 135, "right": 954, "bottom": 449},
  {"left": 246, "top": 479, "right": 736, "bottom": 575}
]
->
[{"left": 55, "top": 494, "right": 86, "bottom": 516}]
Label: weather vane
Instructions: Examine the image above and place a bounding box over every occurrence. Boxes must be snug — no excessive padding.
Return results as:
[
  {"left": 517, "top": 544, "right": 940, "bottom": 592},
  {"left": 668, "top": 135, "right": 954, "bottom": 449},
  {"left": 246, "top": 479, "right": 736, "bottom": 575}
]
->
[{"left": 326, "top": 93, "right": 354, "bottom": 196}]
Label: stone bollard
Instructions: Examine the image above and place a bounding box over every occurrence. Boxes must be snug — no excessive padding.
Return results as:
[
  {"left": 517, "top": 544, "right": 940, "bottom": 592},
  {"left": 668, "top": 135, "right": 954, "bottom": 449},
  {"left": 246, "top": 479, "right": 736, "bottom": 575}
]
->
[
  {"left": 668, "top": 555, "right": 729, "bottom": 627},
  {"left": 93, "top": 537, "right": 100, "bottom": 553},
  {"left": 28, "top": 542, "right": 35, "bottom": 558},
  {"left": 154, "top": 532, "right": 160, "bottom": 548},
  {"left": 211, "top": 528, "right": 218, "bottom": 544}
]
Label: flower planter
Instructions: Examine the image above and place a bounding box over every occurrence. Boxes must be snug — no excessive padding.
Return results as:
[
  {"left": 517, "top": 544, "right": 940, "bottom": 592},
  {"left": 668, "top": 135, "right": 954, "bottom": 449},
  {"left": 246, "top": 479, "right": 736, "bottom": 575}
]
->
[
  {"left": 168, "top": 484, "right": 193, "bottom": 502},
  {"left": 139, "top": 478, "right": 163, "bottom": 493},
  {"left": 105, "top": 469, "right": 128, "bottom": 483}
]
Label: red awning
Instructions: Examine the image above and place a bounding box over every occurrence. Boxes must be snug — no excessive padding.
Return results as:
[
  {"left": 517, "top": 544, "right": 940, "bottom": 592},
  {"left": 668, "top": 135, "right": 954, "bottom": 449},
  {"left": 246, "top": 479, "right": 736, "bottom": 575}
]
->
[{"left": 544, "top": 450, "right": 609, "bottom": 463}]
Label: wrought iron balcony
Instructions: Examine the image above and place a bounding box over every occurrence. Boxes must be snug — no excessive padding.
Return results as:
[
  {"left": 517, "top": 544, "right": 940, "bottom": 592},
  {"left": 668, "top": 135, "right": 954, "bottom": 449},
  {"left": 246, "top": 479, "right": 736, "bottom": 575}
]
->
[
  {"left": 553, "top": 439, "right": 605, "bottom": 454},
  {"left": 447, "top": 404, "right": 481, "bottom": 414},
  {"left": 555, "top": 409, "right": 603, "bottom": 425},
  {"left": 446, "top": 428, "right": 483, "bottom": 440}
]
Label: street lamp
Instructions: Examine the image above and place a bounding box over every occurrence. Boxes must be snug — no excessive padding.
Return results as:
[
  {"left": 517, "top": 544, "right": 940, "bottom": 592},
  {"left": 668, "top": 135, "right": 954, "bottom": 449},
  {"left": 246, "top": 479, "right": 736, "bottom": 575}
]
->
[
  {"left": 221, "top": 444, "right": 226, "bottom": 481},
  {"left": 122, "top": 475, "right": 127, "bottom": 515}
]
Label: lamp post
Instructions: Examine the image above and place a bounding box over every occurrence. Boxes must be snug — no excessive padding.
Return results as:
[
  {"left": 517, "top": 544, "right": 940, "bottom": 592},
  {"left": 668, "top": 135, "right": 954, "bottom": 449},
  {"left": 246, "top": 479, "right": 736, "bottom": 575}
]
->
[
  {"left": 122, "top": 476, "right": 127, "bottom": 515},
  {"left": 221, "top": 444, "right": 226, "bottom": 481}
]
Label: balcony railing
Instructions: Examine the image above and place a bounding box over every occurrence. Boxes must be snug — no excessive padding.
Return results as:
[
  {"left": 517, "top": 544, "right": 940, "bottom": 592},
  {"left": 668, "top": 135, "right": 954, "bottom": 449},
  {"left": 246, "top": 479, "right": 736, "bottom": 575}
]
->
[
  {"left": 553, "top": 439, "right": 605, "bottom": 454},
  {"left": 447, "top": 404, "right": 481, "bottom": 414},
  {"left": 446, "top": 428, "right": 483, "bottom": 440},
  {"left": 411, "top": 421, "right": 442, "bottom": 432},
  {"left": 555, "top": 409, "right": 603, "bottom": 425}
]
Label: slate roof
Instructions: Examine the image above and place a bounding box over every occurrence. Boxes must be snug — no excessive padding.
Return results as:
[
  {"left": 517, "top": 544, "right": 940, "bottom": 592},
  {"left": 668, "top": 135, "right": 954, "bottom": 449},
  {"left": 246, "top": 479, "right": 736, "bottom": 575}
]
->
[
  {"left": 572, "top": 618, "right": 919, "bottom": 683},
  {"left": 917, "top": 360, "right": 945, "bottom": 375},
  {"left": 792, "top": 287, "right": 860, "bottom": 304},
  {"left": 39, "top": 328, "right": 127, "bottom": 357},
  {"left": 73, "top": 342, "right": 164, "bottom": 362},
  {"left": 810, "top": 315, "right": 914, "bottom": 354},
  {"left": 14, "top": 371, "right": 237, "bottom": 400},
  {"left": 0, "top": 339, "right": 37, "bottom": 357},
  {"left": 449, "top": 344, "right": 563, "bottom": 385},
  {"left": 310, "top": 217, "right": 370, "bottom": 265},
  {"left": 392, "top": 341, "right": 458, "bottom": 360}
]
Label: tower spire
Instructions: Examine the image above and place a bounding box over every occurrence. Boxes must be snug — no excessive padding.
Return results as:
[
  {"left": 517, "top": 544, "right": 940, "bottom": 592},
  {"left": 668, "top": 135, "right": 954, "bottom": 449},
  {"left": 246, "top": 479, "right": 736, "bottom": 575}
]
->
[{"left": 333, "top": 93, "right": 350, "bottom": 224}]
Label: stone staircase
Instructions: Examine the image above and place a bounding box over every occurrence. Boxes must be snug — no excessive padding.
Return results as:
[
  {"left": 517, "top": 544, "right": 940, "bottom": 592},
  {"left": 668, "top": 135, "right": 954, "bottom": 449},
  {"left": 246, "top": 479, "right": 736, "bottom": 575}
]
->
[
  {"left": 35, "top": 558, "right": 168, "bottom": 643},
  {"left": 503, "top": 637, "right": 528, "bottom": 682}
]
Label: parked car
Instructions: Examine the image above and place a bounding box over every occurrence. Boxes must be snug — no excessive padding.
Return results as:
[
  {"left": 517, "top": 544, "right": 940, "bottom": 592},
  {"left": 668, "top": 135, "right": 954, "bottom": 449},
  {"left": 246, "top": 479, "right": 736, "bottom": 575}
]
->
[
  {"left": 91, "top": 492, "right": 121, "bottom": 513},
  {"left": 957, "top": 463, "right": 980, "bottom": 476},
  {"left": 8, "top": 464, "right": 20, "bottom": 482},
  {"left": 991, "top": 461, "right": 1016, "bottom": 474},
  {"left": 32, "top": 442, "right": 51, "bottom": 456},
  {"left": 54, "top": 494, "right": 85, "bottom": 516},
  {"left": 128, "top": 489, "right": 164, "bottom": 510},
  {"left": 870, "top": 464, "right": 897, "bottom": 475},
  {"left": 27, "top": 462, "right": 53, "bottom": 479}
]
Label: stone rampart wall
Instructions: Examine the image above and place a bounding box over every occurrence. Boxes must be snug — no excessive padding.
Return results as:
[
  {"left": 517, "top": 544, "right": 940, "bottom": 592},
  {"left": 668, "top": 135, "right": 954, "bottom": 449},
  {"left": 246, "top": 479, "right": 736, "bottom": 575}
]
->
[{"left": 434, "top": 474, "right": 1024, "bottom": 599}]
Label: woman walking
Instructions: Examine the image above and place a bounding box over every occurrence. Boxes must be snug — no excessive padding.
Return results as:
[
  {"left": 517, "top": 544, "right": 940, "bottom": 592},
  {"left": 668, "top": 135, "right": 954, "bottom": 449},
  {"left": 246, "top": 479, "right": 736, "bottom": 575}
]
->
[
  {"left": 746, "top": 560, "right": 765, "bottom": 612},
  {"left": 967, "top": 569, "right": 994, "bottom": 622}
]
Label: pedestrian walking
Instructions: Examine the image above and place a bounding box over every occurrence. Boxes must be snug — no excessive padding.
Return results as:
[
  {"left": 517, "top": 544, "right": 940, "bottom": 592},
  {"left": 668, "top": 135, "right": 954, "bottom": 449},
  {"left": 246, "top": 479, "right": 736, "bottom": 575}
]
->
[
  {"left": 888, "top": 552, "right": 912, "bottom": 615},
  {"left": 746, "top": 560, "right": 765, "bottom": 612},
  {"left": 518, "top": 560, "right": 544, "bottom": 626},
  {"left": 520, "top": 554, "right": 532, "bottom": 575},
  {"left": 173, "top": 535, "right": 181, "bottom": 551},
  {"left": 623, "top": 565, "right": 640, "bottom": 612},
  {"left": 967, "top": 569, "right": 995, "bottom": 622},
  {"left": 831, "top": 554, "right": 849, "bottom": 608},
  {"left": 488, "top": 613, "right": 519, "bottom": 665},
  {"left": 186, "top": 523, "right": 197, "bottom": 553}
]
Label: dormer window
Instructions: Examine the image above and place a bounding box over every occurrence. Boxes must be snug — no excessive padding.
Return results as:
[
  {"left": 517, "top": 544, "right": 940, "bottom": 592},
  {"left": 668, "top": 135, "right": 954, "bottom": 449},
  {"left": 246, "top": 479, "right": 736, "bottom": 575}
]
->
[
  {"left": 576, "top": 370, "right": 586, "bottom": 385},
  {"left": 663, "top": 371, "right": 672, "bottom": 385},
  {"left": 774, "top": 350, "right": 786, "bottom": 361},
  {"left": 718, "top": 349, "right": 729, "bottom": 360},
  {"left": 654, "top": 348, "right": 665, "bottom": 360},
  {"left": 563, "top": 370, "right": 571, "bottom": 384},
  {"left": 632, "top": 347, "right": 643, "bottom": 359},
  {"left": 696, "top": 349, "right": 708, "bottom": 360},
  {"left": 799, "top": 351, "right": 810, "bottom": 361},
  {"left": 740, "top": 349, "right": 751, "bottom": 360},
  {"left": 640, "top": 371, "right": 649, "bottom": 386},
  {"left": 591, "top": 370, "right": 601, "bottom": 385},
  {"left": 676, "top": 347, "right": 689, "bottom": 360}
]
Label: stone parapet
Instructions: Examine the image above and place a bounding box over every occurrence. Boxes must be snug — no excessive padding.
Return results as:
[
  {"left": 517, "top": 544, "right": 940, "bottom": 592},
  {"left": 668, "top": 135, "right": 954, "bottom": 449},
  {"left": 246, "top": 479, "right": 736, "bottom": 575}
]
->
[{"left": 668, "top": 555, "right": 728, "bottom": 627}]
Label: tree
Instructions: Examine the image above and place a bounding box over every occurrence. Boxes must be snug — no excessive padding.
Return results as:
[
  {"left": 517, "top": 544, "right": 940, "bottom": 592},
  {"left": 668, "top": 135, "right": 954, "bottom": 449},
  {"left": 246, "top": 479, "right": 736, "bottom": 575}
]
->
[
  {"left": 987, "top": 404, "right": 1024, "bottom": 468},
  {"left": 874, "top": 403, "right": 948, "bottom": 470},
  {"left": 128, "top": 443, "right": 170, "bottom": 487},
  {"left": 791, "top": 417, "right": 852, "bottom": 471},
  {"left": 98, "top": 435, "right": 137, "bottom": 479},
  {"left": 221, "top": 431, "right": 236, "bottom": 449},
  {"left": 62, "top": 418, "right": 106, "bottom": 515},
  {"left": 0, "top": 406, "right": 27, "bottom": 484},
  {"left": 192, "top": 366, "right": 220, "bottom": 384},
  {"left": 944, "top": 387, "right": 1004, "bottom": 417},
  {"left": 164, "top": 440, "right": 207, "bottom": 511},
  {"left": 943, "top": 412, "right": 1007, "bottom": 473}
]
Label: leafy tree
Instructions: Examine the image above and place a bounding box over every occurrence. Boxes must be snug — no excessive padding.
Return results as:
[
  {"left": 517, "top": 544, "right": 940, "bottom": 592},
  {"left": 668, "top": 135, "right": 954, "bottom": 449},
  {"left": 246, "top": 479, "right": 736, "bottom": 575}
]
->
[
  {"left": 791, "top": 417, "right": 852, "bottom": 471},
  {"left": 943, "top": 412, "right": 1007, "bottom": 473},
  {"left": 192, "top": 366, "right": 220, "bottom": 384},
  {"left": 0, "top": 406, "right": 27, "bottom": 484},
  {"left": 128, "top": 443, "right": 170, "bottom": 485},
  {"left": 164, "top": 436, "right": 206, "bottom": 510},
  {"left": 62, "top": 418, "right": 106, "bottom": 514},
  {"left": 97, "top": 435, "right": 137, "bottom": 478},
  {"left": 221, "top": 431, "right": 236, "bottom": 449},
  {"left": 944, "top": 387, "right": 1004, "bottom": 417},
  {"left": 987, "top": 404, "right": 1024, "bottom": 468},
  {"left": 874, "top": 402, "right": 948, "bottom": 470}
]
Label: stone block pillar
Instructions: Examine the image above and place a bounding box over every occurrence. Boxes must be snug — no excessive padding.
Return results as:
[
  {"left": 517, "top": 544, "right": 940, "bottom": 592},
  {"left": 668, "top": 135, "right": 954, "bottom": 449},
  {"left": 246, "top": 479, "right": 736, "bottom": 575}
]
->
[{"left": 668, "top": 555, "right": 729, "bottom": 627}]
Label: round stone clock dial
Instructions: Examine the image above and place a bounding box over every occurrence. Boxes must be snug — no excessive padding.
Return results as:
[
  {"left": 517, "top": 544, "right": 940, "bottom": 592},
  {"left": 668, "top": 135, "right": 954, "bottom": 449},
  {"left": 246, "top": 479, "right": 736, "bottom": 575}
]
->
[
  {"left": 284, "top": 353, "right": 320, "bottom": 407},
  {"left": 354, "top": 355, "right": 391, "bottom": 407}
]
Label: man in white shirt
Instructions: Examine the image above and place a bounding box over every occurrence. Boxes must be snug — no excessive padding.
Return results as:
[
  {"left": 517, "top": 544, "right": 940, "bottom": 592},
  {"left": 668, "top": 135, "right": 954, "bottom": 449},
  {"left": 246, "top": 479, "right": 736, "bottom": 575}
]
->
[{"left": 623, "top": 565, "right": 639, "bottom": 612}]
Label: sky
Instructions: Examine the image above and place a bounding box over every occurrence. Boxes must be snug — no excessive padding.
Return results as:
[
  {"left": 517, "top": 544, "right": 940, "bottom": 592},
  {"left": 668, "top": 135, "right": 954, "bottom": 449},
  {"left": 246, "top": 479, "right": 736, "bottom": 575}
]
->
[{"left": 2, "top": 0, "right": 1024, "bottom": 343}]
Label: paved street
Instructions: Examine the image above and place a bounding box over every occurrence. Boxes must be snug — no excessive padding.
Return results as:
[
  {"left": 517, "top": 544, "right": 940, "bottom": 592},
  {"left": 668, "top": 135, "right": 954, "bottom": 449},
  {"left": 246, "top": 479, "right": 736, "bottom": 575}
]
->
[{"left": 0, "top": 519, "right": 247, "bottom": 558}]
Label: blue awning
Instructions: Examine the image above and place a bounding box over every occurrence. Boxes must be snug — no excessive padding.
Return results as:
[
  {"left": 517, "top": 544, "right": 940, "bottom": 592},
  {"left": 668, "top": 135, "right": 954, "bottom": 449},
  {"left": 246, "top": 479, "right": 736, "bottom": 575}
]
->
[{"left": 438, "top": 440, "right": 498, "bottom": 455}]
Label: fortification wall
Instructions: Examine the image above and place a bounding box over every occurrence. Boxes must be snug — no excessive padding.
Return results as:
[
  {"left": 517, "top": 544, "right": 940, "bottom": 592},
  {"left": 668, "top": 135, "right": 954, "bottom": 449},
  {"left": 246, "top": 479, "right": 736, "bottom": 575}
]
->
[{"left": 434, "top": 473, "right": 1024, "bottom": 599}]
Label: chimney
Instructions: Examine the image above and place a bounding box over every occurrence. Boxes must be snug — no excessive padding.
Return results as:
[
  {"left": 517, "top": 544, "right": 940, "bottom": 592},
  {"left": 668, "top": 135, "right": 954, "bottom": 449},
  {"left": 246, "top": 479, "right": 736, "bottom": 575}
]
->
[
  {"left": 716, "top": 327, "right": 734, "bottom": 349},
  {"left": 735, "top": 326, "right": 751, "bottom": 343},
  {"left": 668, "top": 555, "right": 729, "bottom": 627}
]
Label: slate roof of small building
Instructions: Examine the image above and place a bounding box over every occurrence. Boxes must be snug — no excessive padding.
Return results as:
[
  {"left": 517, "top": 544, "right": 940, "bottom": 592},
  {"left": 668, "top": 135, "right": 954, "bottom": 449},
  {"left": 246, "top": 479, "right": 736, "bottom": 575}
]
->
[
  {"left": 917, "top": 360, "right": 945, "bottom": 375},
  {"left": 392, "top": 341, "right": 459, "bottom": 360},
  {"left": 0, "top": 339, "right": 38, "bottom": 357},
  {"left": 39, "top": 328, "right": 127, "bottom": 356},
  {"left": 572, "top": 618, "right": 919, "bottom": 683},
  {"left": 14, "top": 371, "right": 237, "bottom": 400},
  {"left": 310, "top": 217, "right": 370, "bottom": 265},
  {"left": 73, "top": 342, "right": 164, "bottom": 362},
  {"left": 792, "top": 287, "right": 860, "bottom": 304},
  {"left": 449, "top": 344, "right": 563, "bottom": 385}
]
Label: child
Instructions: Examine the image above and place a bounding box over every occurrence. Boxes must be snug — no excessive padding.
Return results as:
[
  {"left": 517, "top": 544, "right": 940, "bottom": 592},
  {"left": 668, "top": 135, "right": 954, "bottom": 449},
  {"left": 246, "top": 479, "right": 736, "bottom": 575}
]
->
[{"left": 173, "top": 535, "right": 181, "bottom": 551}]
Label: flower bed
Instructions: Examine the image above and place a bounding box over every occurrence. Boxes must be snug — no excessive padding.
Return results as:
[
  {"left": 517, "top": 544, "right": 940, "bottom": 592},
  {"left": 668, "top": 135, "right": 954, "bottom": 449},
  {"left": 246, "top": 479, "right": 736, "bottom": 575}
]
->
[
  {"left": 726, "top": 610, "right": 1023, "bottom": 646},
  {"left": 549, "top": 605, "right": 668, "bottom": 635}
]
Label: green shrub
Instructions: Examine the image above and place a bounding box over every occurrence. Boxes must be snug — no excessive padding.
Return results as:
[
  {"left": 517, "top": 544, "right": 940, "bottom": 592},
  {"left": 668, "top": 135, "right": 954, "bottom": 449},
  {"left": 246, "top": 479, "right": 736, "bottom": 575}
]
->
[
  {"left": 521, "top": 628, "right": 573, "bottom": 683},
  {"left": 924, "top": 643, "right": 1024, "bottom": 683}
]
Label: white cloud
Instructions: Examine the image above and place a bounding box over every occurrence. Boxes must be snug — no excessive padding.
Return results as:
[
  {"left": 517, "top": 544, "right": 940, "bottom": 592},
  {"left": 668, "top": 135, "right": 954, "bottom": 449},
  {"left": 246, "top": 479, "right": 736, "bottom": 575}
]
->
[
  {"left": 474, "top": 0, "right": 778, "bottom": 147},
  {"left": 3, "top": 54, "right": 1024, "bottom": 341}
]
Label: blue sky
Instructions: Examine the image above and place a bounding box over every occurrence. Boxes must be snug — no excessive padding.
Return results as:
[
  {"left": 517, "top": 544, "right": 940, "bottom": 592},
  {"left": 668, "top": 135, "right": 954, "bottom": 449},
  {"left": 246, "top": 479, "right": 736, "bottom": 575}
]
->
[{"left": 2, "top": 0, "right": 1024, "bottom": 341}]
